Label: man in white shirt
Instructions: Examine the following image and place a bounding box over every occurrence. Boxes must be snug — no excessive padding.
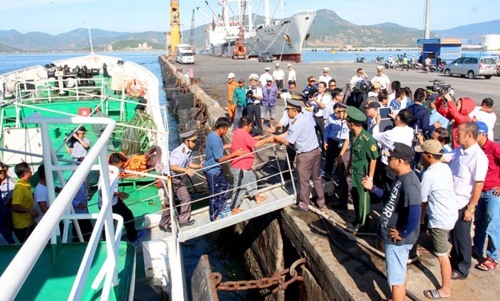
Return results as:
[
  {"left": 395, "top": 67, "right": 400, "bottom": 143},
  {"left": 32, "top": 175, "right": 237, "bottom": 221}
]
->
[
  {"left": 349, "top": 68, "right": 368, "bottom": 92},
  {"left": 416, "top": 140, "right": 457, "bottom": 299},
  {"left": 372, "top": 109, "right": 414, "bottom": 192},
  {"left": 259, "top": 67, "right": 271, "bottom": 87},
  {"left": 319, "top": 67, "right": 332, "bottom": 85},
  {"left": 442, "top": 122, "right": 488, "bottom": 280},
  {"left": 371, "top": 66, "right": 391, "bottom": 92},
  {"left": 272, "top": 63, "right": 285, "bottom": 90},
  {"left": 469, "top": 98, "right": 496, "bottom": 140},
  {"left": 287, "top": 63, "right": 296, "bottom": 85},
  {"left": 308, "top": 81, "right": 332, "bottom": 149}
]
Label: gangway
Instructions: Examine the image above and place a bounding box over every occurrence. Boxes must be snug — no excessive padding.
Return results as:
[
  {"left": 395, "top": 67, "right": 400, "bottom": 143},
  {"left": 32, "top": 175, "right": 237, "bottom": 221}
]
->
[{"left": 151, "top": 182, "right": 295, "bottom": 242}]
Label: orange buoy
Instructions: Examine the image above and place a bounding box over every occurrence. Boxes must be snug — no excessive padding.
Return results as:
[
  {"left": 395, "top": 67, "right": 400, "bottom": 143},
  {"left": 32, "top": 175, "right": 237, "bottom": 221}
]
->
[{"left": 126, "top": 79, "right": 145, "bottom": 98}]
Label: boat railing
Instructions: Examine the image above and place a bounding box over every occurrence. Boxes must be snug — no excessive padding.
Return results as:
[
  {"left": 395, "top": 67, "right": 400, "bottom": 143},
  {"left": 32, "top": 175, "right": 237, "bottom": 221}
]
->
[{"left": 0, "top": 116, "right": 127, "bottom": 301}]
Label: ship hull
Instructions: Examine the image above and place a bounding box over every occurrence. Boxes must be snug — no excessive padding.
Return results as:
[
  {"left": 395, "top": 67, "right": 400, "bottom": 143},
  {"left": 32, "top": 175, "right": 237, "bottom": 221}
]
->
[{"left": 207, "top": 12, "right": 315, "bottom": 63}]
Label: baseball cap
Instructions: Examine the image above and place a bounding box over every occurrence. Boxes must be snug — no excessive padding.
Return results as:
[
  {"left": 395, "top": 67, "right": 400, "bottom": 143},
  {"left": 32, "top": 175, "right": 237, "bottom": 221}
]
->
[
  {"left": 238, "top": 78, "right": 245, "bottom": 83},
  {"left": 415, "top": 140, "right": 443, "bottom": 155},
  {"left": 475, "top": 121, "right": 488, "bottom": 134},
  {"left": 266, "top": 75, "right": 273, "bottom": 82},
  {"left": 427, "top": 94, "right": 438, "bottom": 103},
  {"left": 383, "top": 142, "right": 414, "bottom": 162}
]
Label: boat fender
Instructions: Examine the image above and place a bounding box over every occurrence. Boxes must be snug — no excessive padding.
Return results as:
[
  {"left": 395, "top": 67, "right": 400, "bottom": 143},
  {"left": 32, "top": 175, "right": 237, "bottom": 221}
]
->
[{"left": 126, "top": 79, "right": 146, "bottom": 98}]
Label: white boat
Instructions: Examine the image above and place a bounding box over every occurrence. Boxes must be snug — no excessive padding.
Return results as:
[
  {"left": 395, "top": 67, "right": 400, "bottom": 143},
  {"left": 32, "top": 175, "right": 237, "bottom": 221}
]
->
[{"left": 204, "top": 0, "right": 315, "bottom": 62}]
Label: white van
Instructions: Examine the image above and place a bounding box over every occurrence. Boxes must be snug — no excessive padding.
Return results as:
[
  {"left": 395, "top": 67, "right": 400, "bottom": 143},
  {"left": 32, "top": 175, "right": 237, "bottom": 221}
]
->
[{"left": 176, "top": 50, "right": 195, "bottom": 64}]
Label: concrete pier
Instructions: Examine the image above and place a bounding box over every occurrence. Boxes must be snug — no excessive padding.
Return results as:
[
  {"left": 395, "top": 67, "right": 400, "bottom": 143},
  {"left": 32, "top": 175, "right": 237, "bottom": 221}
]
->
[{"left": 159, "top": 54, "right": 500, "bottom": 300}]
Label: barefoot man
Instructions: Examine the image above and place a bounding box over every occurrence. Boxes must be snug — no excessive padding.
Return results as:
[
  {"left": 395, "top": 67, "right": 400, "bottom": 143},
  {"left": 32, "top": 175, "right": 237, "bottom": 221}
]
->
[{"left": 230, "top": 116, "right": 273, "bottom": 214}]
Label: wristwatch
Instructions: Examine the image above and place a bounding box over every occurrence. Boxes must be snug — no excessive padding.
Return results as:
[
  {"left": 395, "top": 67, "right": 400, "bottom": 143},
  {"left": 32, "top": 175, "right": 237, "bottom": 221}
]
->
[{"left": 466, "top": 204, "right": 476, "bottom": 213}]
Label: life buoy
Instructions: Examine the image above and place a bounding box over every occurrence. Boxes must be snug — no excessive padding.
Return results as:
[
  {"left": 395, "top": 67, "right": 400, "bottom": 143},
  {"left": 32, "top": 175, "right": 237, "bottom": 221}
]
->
[{"left": 126, "top": 79, "right": 145, "bottom": 98}]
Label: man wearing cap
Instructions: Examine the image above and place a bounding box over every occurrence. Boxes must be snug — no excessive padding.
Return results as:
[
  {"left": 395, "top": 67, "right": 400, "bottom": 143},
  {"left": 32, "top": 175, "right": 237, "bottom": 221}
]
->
[
  {"left": 416, "top": 140, "right": 457, "bottom": 299},
  {"left": 362, "top": 142, "right": 421, "bottom": 301},
  {"left": 273, "top": 99, "right": 325, "bottom": 212},
  {"left": 303, "top": 76, "right": 318, "bottom": 96},
  {"left": 473, "top": 121, "right": 500, "bottom": 272},
  {"left": 319, "top": 67, "right": 332, "bottom": 85},
  {"left": 371, "top": 66, "right": 391, "bottom": 92},
  {"left": 230, "top": 117, "right": 272, "bottom": 214},
  {"left": 259, "top": 67, "right": 271, "bottom": 87},
  {"left": 368, "top": 82, "right": 381, "bottom": 98},
  {"left": 232, "top": 78, "right": 248, "bottom": 129},
  {"left": 345, "top": 106, "right": 379, "bottom": 231},
  {"left": 349, "top": 68, "right": 368, "bottom": 92},
  {"left": 261, "top": 75, "right": 279, "bottom": 130},
  {"left": 427, "top": 94, "right": 449, "bottom": 130},
  {"left": 0, "top": 162, "right": 15, "bottom": 244},
  {"left": 159, "top": 129, "right": 202, "bottom": 231},
  {"left": 204, "top": 117, "right": 246, "bottom": 221},
  {"left": 246, "top": 74, "right": 264, "bottom": 136},
  {"left": 324, "top": 103, "right": 349, "bottom": 178},
  {"left": 287, "top": 63, "right": 296, "bottom": 86},
  {"left": 273, "top": 63, "right": 285, "bottom": 90},
  {"left": 11, "top": 162, "right": 38, "bottom": 243},
  {"left": 442, "top": 122, "right": 488, "bottom": 280},
  {"left": 227, "top": 73, "right": 238, "bottom": 123},
  {"left": 65, "top": 126, "right": 90, "bottom": 162}
]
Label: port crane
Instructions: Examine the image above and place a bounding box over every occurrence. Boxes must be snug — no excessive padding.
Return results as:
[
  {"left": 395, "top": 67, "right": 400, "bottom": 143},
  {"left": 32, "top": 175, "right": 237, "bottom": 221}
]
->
[
  {"left": 169, "top": 0, "right": 181, "bottom": 57},
  {"left": 233, "top": 0, "right": 248, "bottom": 59}
]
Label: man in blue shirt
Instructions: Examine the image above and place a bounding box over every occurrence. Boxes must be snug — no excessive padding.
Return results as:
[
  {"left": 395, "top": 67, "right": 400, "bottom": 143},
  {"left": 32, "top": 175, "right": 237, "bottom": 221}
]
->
[
  {"left": 427, "top": 94, "right": 449, "bottom": 130},
  {"left": 204, "top": 117, "right": 245, "bottom": 221}
]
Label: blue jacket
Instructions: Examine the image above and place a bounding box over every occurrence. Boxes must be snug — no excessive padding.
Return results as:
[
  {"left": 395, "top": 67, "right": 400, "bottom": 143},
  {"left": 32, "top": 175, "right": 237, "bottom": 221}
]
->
[{"left": 407, "top": 103, "right": 434, "bottom": 135}]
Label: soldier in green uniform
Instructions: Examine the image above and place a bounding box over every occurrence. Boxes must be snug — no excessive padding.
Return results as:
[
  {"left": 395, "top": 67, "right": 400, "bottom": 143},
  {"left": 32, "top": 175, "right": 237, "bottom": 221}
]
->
[{"left": 345, "top": 106, "right": 379, "bottom": 233}]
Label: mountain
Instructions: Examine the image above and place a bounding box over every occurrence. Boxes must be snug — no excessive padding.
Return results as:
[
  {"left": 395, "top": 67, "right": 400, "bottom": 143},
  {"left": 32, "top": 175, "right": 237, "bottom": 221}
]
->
[
  {"left": 434, "top": 20, "right": 500, "bottom": 44},
  {"left": 1, "top": 10, "right": 499, "bottom": 53}
]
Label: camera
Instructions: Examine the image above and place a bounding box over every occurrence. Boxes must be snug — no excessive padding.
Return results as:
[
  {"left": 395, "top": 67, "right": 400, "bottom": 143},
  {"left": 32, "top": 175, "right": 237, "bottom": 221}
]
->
[
  {"left": 65, "top": 133, "right": 78, "bottom": 148},
  {"left": 302, "top": 87, "right": 317, "bottom": 100},
  {"left": 246, "top": 89, "right": 254, "bottom": 98}
]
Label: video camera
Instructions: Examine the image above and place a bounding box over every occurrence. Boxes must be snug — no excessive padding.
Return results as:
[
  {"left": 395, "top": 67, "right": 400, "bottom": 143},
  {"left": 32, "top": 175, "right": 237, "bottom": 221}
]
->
[
  {"left": 65, "top": 132, "right": 78, "bottom": 148},
  {"left": 246, "top": 87, "right": 256, "bottom": 99},
  {"left": 302, "top": 87, "right": 317, "bottom": 100},
  {"left": 428, "top": 80, "right": 452, "bottom": 94}
]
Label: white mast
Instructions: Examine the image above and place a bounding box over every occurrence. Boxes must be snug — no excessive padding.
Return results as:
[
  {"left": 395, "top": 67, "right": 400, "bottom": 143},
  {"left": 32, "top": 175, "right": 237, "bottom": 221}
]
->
[
  {"left": 424, "top": 0, "right": 431, "bottom": 38},
  {"left": 264, "top": 0, "right": 270, "bottom": 26},
  {"left": 280, "top": 0, "right": 284, "bottom": 19},
  {"left": 223, "top": 0, "right": 230, "bottom": 30},
  {"left": 84, "top": 22, "right": 94, "bottom": 55},
  {"left": 247, "top": 0, "right": 253, "bottom": 31}
]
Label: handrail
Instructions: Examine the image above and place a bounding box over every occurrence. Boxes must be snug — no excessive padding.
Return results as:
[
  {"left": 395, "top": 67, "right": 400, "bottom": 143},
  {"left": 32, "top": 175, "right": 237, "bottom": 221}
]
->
[{"left": 0, "top": 116, "right": 120, "bottom": 301}]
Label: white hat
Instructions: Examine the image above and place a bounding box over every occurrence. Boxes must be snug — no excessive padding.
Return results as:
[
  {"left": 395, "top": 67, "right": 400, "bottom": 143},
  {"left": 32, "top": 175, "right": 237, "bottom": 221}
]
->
[
  {"left": 377, "top": 66, "right": 384, "bottom": 70},
  {"left": 249, "top": 73, "right": 259, "bottom": 80},
  {"left": 275, "top": 63, "right": 280, "bottom": 67},
  {"left": 227, "top": 72, "right": 235, "bottom": 79},
  {"left": 287, "top": 63, "right": 293, "bottom": 67},
  {"left": 323, "top": 67, "right": 330, "bottom": 72},
  {"left": 264, "top": 67, "right": 270, "bottom": 71}
]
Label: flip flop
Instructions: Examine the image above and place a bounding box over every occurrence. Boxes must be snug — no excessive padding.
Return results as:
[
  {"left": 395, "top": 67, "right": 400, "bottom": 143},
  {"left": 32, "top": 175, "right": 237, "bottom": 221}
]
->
[{"left": 424, "top": 289, "right": 449, "bottom": 299}]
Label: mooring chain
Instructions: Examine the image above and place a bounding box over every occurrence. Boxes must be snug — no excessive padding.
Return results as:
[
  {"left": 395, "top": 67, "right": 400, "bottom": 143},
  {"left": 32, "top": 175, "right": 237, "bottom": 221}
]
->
[{"left": 215, "top": 258, "right": 305, "bottom": 293}]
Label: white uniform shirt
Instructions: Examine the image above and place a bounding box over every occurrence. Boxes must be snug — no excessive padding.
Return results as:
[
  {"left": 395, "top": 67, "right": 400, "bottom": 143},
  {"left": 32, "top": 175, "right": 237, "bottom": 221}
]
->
[
  {"left": 98, "top": 164, "right": 120, "bottom": 207},
  {"left": 469, "top": 107, "right": 496, "bottom": 140},
  {"left": 309, "top": 93, "right": 332, "bottom": 119},
  {"left": 34, "top": 183, "right": 49, "bottom": 223},
  {"left": 319, "top": 75, "right": 332, "bottom": 85},
  {"left": 371, "top": 74, "right": 390, "bottom": 90},
  {"left": 259, "top": 72, "right": 271, "bottom": 87},
  {"left": 288, "top": 69, "right": 296, "bottom": 82},
  {"left": 420, "top": 162, "right": 458, "bottom": 230},
  {"left": 272, "top": 69, "right": 285, "bottom": 82},
  {"left": 443, "top": 143, "right": 488, "bottom": 209},
  {"left": 372, "top": 125, "right": 414, "bottom": 165}
]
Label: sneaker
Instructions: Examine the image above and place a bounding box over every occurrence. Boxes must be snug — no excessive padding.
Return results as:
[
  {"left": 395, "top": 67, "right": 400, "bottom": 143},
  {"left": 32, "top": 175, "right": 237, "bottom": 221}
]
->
[
  {"left": 133, "top": 229, "right": 146, "bottom": 243},
  {"left": 279, "top": 145, "right": 285, "bottom": 150}
]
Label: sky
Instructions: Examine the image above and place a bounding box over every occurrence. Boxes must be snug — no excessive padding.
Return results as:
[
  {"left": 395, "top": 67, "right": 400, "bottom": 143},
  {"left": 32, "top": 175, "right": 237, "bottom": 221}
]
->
[{"left": 1, "top": 0, "right": 499, "bottom": 35}]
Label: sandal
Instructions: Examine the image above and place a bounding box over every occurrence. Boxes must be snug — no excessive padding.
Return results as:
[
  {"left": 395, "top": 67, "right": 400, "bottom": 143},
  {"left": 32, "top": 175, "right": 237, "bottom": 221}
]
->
[{"left": 475, "top": 257, "right": 498, "bottom": 271}]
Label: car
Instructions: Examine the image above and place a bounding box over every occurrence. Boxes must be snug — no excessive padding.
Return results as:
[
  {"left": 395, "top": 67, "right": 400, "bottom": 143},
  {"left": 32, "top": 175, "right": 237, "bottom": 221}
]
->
[
  {"left": 443, "top": 56, "right": 497, "bottom": 79},
  {"left": 258, "top": 52, "right": 275, "bottom": 62}
]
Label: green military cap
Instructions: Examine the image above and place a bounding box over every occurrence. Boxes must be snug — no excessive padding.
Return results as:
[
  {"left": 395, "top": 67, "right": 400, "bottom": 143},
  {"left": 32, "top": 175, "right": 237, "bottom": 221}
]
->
[{"left": 346, "top": 106, "right": 367, "bottom": 123}]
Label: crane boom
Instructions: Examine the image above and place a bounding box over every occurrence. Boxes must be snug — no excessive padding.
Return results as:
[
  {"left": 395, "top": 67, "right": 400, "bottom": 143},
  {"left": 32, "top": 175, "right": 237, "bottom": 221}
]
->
[
  {"left": 190, "top": 8, "right": 195, "bottom": 47},
  {"left": 170, "top": 0, "right": 181, "bottom": 57}
]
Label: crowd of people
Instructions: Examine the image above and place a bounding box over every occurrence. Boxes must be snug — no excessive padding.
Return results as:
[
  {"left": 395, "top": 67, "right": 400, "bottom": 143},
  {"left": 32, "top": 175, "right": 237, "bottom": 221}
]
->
[{"left": 220, "top": 63, "right": 498, "bottom": 300}]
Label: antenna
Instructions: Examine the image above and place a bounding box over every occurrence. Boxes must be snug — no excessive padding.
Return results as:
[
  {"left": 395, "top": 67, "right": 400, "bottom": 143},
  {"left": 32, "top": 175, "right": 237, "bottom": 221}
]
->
[{"left": 83, "top": 22, "right": 94, "bottom": 55}]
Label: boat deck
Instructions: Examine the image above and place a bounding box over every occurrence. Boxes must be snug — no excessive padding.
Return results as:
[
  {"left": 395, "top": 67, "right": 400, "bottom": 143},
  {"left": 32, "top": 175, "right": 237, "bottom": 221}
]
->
[{"left": 0, "top": 241, "right": 136, "bottom": 301}]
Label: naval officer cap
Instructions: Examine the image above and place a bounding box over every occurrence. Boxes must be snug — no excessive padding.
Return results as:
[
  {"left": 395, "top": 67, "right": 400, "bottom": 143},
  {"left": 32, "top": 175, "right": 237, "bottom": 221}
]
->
[
  {"left": 179, "top": 129, "right": 197, "bottom": 141},
  {"left": 346, "top": 106, "right": 367, "bottom": 123},
  {"left": 0, "top": 162, "right": 10, "bottom": 171},
  {"left": 285, "top": 98, "right": 303, "bottom": 110}
]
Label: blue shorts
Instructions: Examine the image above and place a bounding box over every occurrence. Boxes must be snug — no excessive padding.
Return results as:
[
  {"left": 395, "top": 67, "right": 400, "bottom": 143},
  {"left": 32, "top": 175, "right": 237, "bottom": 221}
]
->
[{"left": 385, "top": 243, "right": 413, "bottom": 285}]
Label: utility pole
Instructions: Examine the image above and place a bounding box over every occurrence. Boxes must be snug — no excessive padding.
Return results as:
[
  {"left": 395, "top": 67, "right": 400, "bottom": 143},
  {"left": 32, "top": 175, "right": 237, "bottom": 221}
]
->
[
  {"left": 190, "top": 8, "right": 196, "bottom": 47},
  {"left": 424, "top": 0, "right": 431, "bottom": 39}
]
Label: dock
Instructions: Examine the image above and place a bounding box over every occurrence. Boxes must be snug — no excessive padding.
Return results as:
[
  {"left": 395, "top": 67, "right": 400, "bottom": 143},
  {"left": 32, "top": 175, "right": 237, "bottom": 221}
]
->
[{"left": 158, "top": 54, "right": 500, "bottom": 300}]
